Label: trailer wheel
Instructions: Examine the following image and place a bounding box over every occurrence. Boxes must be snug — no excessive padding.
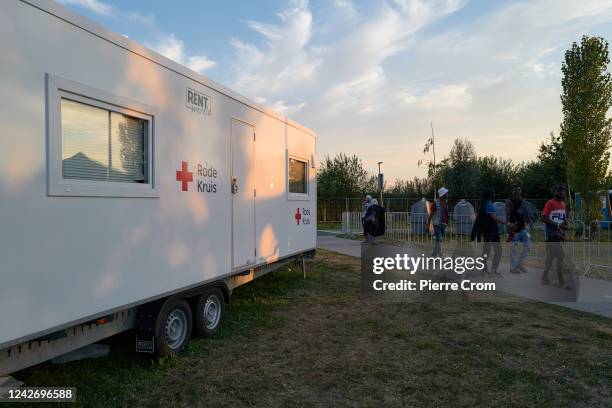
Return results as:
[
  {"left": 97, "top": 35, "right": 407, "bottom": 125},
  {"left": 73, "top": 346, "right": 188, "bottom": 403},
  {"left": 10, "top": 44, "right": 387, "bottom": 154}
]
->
[
  {"left": 155, "top": 299, "right": 192, "bottom": 356},
  {"left": 194, "top": 288, "right": 225, "bottom": 337}
]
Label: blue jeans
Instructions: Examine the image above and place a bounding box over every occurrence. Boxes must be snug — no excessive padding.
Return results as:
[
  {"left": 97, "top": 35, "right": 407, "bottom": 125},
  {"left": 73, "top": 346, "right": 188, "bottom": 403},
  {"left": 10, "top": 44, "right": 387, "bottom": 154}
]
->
[
  {"left": 433, "top": 225, "right": 445, "bottom": 256},
  {"left": 510, "top": 229, "right": 531, "bottom": 270}
]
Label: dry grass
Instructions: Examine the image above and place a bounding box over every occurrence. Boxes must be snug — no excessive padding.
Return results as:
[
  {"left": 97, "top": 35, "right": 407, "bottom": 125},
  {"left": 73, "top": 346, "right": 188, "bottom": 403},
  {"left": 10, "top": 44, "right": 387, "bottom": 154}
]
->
[{"left": 15, "top": 249, "right": 612, "bottom": 407}]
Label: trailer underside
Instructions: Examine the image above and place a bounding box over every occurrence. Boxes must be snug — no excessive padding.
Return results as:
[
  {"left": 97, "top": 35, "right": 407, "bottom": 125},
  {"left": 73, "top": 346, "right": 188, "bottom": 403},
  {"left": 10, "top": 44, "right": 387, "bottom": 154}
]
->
[{"left": 0, "top": 250, "right": 314, "bottom": 376}]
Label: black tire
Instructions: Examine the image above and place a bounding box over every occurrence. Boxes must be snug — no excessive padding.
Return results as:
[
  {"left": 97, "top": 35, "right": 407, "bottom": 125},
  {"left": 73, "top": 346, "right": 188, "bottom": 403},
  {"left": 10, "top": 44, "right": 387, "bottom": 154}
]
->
[
  {"left": 194, "top": 288, "right": 225, "bottom": 338},
  {"left": 154, "top": 299, "right": 193, "bottom": 356}
]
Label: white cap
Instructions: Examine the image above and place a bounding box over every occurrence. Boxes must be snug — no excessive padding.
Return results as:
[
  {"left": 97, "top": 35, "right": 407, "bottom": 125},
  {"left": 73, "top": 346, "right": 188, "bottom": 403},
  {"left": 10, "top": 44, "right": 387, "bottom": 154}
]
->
[{"left": 438, "top": 187, "right": 449, "bottom": 197}]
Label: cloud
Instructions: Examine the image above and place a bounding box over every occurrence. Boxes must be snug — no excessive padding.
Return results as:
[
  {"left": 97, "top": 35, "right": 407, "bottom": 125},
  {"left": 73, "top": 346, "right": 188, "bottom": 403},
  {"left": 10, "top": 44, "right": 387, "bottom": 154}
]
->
[
  {"left": 268, "top": 100, "right": 306, "bottom": 116},
  {"left": 333, "top": 0, "right": 357, "bottom": 17},
  {"left": 418, "top": 0, "right": 612, "bottom": 80},
  {"left": 58, "top": 0, "right": 216, "bottom": 75},
  {"left": 150, "top": 34, "right": 183, "bottom": 62},
  {"left": 401, "top": 84, "right": 472, "bottom": 110},
  {"left": 57, "top": 0, "right": 612, "bottom": 180},
  {"left": 186, "top": 56, "right": 216, "bottom": 73},
  {"left": 229, "top": 0, "right": 465, "bottom": 119},
  {"left": 57, "top": 0, "right": 156, "bottom": 27},
  {"left": 122, "top": 11, "right": 156, "bottom": 27},
  {"left": 231, "top": 0, "right": 319, "bottom": 98},
  {"left": 237, "top": 0, "right": 612, "bottom": 180},
  {"left": 147, "top": 34, "right": 216, "bottom": 74},
  {"left": 322, "top": 67, "right": 388, "bottom": 115},
  {"left": 57, "top": 0, "right": 112, "bottom": 16}
]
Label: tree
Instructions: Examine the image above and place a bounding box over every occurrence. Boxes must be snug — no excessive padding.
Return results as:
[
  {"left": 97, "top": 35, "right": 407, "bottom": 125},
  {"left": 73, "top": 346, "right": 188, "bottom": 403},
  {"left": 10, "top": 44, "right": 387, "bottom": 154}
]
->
[
  {"left": 477, "top": 156, "right": 516, "bottom": 199},
  {"left": 561, "top": 35, "right": 612, "bottom": 221},
  {"left": 387, "top": 177, "right": 433, "bottom": 197},
  {"left": 517, "top": 131, "right": 568, "bottom": 199},
  {"left": 439, "top": 138, "right": 480, "bottom": 199},
  {"left": 418, "top": 122, "right": 439, "bottom": 199},
  {"left": 537, "top": 131, "right": 568, "bottom": 186},
  {"left": 317, "top": 153, "right": 376, "bottom": 198}
]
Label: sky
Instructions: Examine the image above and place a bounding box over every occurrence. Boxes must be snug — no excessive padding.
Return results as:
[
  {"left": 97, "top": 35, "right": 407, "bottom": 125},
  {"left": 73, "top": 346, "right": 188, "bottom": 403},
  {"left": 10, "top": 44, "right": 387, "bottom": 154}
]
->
[{"left": 56, "top": 0, "right": 612, "bottom": 182}]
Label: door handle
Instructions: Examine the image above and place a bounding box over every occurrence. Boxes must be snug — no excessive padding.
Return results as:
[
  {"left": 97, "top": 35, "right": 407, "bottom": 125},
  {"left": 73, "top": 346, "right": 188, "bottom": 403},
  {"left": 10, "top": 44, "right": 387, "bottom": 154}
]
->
[{"left": 231, "top": 176, "right": 238, "bottom": 194}]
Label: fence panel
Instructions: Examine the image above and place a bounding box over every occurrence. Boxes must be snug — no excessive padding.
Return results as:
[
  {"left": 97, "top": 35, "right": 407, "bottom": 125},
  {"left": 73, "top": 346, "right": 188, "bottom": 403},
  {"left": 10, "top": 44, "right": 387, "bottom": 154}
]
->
[
  {"left": 342, "top": 212, "right": 611, "bottom": 277},
  {"left": 321, "top": 197, "right": 550, "bottom": 223},
  {"left": 585, "top": 221, "right": 612, "bottom": 278}
]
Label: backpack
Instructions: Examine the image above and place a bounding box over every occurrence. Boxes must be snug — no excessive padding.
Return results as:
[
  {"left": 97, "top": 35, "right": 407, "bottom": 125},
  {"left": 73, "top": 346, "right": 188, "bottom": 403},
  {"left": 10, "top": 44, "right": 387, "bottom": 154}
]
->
[
  {"left": 364, "top": 205, "right": 386, "bottom": 237},
  {"left": 470, "top": 206, "right": 498, "bottom": 242}
]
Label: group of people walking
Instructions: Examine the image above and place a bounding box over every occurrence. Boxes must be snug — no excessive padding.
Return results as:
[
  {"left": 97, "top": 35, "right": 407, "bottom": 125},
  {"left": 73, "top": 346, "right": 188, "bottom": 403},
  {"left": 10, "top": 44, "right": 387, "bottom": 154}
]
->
[
  {"left": 360, "top": 183, "right": 571, "bottom": 288},
  {"left": 468, "top": 186, "right": 535, "bottom": 277},
  {"left": 425, "top": 184, "right": 570, "bottom": 288}
]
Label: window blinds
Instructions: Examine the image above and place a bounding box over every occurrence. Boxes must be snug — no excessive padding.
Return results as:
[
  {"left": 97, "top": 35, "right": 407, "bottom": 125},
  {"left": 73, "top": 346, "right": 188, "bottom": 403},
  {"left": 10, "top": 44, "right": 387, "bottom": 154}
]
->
[
  {"left": 289, "top": 158, "right": 307, "bottom": 194},
  {"left": 61, "top": 99, "right": 147, "bottom": 184}
]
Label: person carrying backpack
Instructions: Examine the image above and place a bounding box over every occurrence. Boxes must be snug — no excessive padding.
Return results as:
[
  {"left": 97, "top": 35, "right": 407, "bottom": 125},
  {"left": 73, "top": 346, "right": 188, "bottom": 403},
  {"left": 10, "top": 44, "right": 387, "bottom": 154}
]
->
[
  {"left": 510, "top": 186, "right": 538, "bottom": 228},
  {"left": 471, "top": 188, "right": 504, "bottom": 276},
  {"left": 363, "top": 199, "right": 386, "bottom": 243},
  {"left": 361, "top": 195, "right": 373, "bottom": 243}
]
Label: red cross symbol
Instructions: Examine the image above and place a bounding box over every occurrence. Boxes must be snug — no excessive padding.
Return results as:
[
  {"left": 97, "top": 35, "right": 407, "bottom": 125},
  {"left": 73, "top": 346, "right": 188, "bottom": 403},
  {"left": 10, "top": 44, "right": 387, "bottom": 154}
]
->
[
  {"left": 176, "top": 161, "right": 193, "bottom": 192},
  {"left": 295, "top": 208, "right": 301, "bottom": 225}
]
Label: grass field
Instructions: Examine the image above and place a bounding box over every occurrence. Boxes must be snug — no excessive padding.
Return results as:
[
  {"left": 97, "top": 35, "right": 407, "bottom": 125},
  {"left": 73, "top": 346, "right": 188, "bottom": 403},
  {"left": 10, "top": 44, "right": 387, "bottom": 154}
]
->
[
  {"left": 317, "top": 221, "right": 342, "bottom": 230},
  {"left": 13, "top": 249, "right": 612, "bottom": 407}
]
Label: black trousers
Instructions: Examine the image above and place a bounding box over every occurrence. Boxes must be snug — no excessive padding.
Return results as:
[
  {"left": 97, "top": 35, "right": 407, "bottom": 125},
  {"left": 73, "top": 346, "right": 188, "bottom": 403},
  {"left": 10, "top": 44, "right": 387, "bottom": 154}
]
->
[{"left": 543, "top": 237, "right": 565, "bottom": 283}]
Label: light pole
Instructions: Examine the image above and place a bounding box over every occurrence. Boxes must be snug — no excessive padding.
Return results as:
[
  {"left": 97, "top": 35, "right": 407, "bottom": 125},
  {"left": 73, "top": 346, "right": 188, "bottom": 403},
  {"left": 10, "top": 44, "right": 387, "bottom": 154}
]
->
[{"left": 377, "top": 161, "right": 384, "bottom": 205}]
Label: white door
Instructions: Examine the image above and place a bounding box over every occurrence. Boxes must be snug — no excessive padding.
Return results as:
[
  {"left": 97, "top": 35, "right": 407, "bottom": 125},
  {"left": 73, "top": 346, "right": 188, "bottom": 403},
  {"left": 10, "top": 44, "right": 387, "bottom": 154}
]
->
[{"left": 231, "top": 119, "right": 256, "bottom": 269}]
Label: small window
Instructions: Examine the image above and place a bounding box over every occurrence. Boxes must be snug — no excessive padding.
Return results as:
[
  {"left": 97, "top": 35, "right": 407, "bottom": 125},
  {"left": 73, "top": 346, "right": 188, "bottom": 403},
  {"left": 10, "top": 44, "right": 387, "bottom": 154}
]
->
[
  {"left": 61, "top": 99, "right": 148, "bottom": 183},
  {"left": 47, "top": 74, "right": 158, "bottom": 198},
  {"left": 289, "top": 157, "right": 308, "bottom": 194}
]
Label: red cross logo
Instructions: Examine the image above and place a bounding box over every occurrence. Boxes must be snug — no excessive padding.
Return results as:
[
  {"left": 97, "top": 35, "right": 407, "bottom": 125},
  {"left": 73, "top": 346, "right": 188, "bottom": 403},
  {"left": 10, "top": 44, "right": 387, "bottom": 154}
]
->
[
  {"left": 295, "top": 208, "right": 301, "bottom": 225},
  {"left": 176, "top": 161, "right": 193, "bottom": 192}
]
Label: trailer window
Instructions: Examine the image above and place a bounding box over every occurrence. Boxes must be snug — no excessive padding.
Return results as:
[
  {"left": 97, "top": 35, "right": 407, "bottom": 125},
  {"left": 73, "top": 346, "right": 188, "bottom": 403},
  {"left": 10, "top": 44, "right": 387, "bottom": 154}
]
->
[
  {"left": 47, "top": 74, "right": 158, "bottom": 198},
  {"left": 289, "top": 157, "right": 308, "bottom": 194},
  {"left": 61, "top": 99, "right": 148, "bottom": 184}
]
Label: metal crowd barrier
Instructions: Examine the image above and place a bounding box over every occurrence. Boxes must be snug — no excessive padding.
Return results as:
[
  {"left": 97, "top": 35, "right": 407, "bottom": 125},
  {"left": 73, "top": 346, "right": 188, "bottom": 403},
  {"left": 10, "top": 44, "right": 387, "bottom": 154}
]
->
[
  {"left": 342, "top": 212, "right": 612, "bottom": 278},
  {"left": 585, "top": 221, "right": 612, "bottom": 278},
  {"left": 342, "top": 211, "right": 481, "bottom": 244}
]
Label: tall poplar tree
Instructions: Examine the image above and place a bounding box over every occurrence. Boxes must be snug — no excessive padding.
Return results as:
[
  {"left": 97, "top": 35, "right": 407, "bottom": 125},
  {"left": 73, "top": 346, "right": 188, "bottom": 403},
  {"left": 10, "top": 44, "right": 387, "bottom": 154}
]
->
[{"left": 561, "top": 36, "right": 612, "bottom": 221}]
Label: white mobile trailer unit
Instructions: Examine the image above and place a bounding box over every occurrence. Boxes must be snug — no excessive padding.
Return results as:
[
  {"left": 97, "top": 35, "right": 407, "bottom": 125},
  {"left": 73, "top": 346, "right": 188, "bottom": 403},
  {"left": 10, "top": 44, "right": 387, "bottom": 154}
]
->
[{"left": 0, "top": 0, "right": 316, "bottom": 374}]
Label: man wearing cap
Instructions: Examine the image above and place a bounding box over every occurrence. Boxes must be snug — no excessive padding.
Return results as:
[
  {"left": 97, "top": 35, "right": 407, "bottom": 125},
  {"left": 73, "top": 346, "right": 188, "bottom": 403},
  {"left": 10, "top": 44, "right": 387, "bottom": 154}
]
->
[{"left": 428, "top": 187, "right": 449, "bottom": 257}]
